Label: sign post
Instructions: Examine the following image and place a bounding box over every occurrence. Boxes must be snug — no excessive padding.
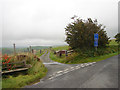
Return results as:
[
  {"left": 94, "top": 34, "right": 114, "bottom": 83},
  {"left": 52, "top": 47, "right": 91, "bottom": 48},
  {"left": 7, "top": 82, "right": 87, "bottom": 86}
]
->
[{"left": 94, "top": 33, "right": 99, "bottom": 51}]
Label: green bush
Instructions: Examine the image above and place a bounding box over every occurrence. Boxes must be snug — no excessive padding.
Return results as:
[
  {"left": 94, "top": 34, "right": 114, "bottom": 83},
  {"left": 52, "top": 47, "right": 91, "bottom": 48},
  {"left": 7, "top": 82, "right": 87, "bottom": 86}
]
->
[{"left": 75, "top": 45, "right": 118, "bottom": 58}]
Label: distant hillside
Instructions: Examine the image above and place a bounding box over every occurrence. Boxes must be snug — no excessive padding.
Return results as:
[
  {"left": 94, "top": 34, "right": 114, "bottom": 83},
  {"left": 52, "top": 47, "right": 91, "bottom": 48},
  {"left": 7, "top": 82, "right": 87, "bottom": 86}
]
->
[
  {"left": 2, "top": 48, "right": 14, "bottom": 55},
  {"left": 2, "top": 48, "right": 27, "bottom": 55},
  {"left": 31, "top": 46, "right": 50, "bottom": 50},
  {"left": 1, "top": 46, "right": 50, "bottom": 55}
]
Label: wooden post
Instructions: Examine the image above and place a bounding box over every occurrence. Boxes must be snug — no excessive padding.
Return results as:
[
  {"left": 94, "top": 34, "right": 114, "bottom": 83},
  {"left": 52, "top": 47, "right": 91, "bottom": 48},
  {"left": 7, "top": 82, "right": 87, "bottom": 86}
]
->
[
  {"left": 13, "top": 43, "right": 16, "bottom": 55},
  {"left": 32, "top": 49, "right": 34, "bottom": 53},
  {"left": 27, "top": 48, "right": 29, "bottom": 52},
  {"left": 65, "top": 50, "right": 68, "bottom": 56},
  {"left": 59, "top": 51, "right": 62, "bottom": 57},
  {"left": 23, "top": 60, "right": 26, "bottom": 67},
  {"left": 29, "top": 46, "right": 31, "bottom": 54}
]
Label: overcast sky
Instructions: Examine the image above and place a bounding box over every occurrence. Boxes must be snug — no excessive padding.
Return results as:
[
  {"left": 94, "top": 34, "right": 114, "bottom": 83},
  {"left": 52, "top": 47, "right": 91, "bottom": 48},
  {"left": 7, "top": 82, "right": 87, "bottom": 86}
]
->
[{"left": 0, "top": 0, "right": 119, "bottom": 47}]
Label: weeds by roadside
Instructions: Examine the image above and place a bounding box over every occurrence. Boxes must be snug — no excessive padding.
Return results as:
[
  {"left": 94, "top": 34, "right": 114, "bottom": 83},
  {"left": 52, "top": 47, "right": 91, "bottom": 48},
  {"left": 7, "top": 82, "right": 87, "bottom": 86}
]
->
[
  {"left": 2, "top": 52, "right": 47, "bottom": 88},
  {"left": 50, "top": 45, "right": 119, "bottom": 64}
]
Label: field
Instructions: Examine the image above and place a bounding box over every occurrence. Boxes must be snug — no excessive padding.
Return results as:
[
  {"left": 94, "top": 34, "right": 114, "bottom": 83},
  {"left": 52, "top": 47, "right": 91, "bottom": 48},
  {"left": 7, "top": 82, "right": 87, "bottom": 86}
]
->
[{"left": 52, "top": 45, "right": 70, "bottom": 51}]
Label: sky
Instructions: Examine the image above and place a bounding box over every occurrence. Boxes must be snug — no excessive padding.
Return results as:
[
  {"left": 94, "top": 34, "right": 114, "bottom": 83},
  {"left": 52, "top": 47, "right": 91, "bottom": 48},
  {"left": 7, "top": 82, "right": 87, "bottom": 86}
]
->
[{"left": 0, "top": 0, "right": 119, "bottom": 47}]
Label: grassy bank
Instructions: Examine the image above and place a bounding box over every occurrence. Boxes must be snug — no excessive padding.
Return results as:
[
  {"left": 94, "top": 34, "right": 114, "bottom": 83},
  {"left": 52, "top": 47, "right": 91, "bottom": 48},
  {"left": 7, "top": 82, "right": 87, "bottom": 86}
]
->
[
  {"left": 2, "top": 54, "right": 47, "bottom": 88},
  {"left": 2, "top": 61, "right": 47, "bottom": 88},
  {"left": 50, "top": 39, "right": 119, "bottom": 64},
  {"left": 50, "top": 51, "right": 118, "bottom": 64}
]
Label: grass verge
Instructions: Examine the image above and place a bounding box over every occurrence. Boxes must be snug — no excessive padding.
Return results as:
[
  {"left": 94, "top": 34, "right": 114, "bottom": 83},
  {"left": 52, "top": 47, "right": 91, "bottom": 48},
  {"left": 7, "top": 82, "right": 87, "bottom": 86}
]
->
[
  {"left": 2, "top": 56, "right": 47, "bottom": 88},
  {"left": 69, "top": 52, "right": 118, "bottom": 64},
  {"left": 50, "top": 41, "right": 119, "bottom": 64},
  {"left": 50, "top": 51, "right": 118, "bottom": 64},
  {"left": 36, "top": 50, "right": 46, "bottom": 57}
]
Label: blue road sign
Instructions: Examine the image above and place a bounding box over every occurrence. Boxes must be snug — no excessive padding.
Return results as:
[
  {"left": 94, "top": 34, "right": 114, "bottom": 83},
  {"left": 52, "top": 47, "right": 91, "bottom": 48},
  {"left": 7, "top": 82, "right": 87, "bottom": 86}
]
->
[
  {"left": 94, "top": 41, "right": 98, "bottom": 47},
  {"left": 94, "top": 33, "right": 99, "bottom": 47},
  {"left": 94, "top": 33, "right": 98, "bottom": 40}
]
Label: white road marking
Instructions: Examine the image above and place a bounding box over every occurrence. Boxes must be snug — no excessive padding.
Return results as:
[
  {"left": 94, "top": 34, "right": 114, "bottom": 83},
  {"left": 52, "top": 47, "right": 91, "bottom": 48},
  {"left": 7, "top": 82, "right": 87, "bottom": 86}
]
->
[
  {"left": 70, "top": 67, "right": 74, "bottom": 69},
  {"left": 70, "top": 68, "right": 75, "bottom": 71},
  {"left": 81, "top": 64, "right": 85, "bottom": 67},
  {"left": 55, "top": 73, "right": 63, "bottom": 77},
  {"left": 63, "top": 70, "right": 70, "bottom": 74},
  {"left": 64, "top": 69, "right": 69, "bottom": 71},
  {"left": 89, "top": 63, "right": 93, "bottom": 65},
  {"left": 51, "top": 73, "right": 56, "bottom": 76},
  {"left": 85, "top": 63, "right": 89, "bottom": 66},
  {"left": 57, "top": 71, "right": 63, "bottom": 74},
  {"left": 49, "top": 76, "right": 54, "bottom": 80},
  {"left": 48, "top": 62, "right": 96, "bottom": 80},
  {"left": 75, "top": 66, "right": 80, "bottom": 69}
]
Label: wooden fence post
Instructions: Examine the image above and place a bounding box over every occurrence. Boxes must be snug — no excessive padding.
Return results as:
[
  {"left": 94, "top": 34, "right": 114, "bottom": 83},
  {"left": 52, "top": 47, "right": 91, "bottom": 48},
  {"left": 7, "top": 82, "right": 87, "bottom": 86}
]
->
[
  {"left": 27, "top": 48, "right": 29, "bottom": 52},
  {"left": 65, "top": 50, "right": 68, "bottom": 56},
  {"left": 13, "top": 43, "right": 16, "bottom": 55},
  {"left": 29, "top": 46, "right": 31, "bottom": 54},
  {"left": 32, "top": 49, "right": 34, "bottom": 53},
  {"left": 23, "top": 60, "right": 26, "bottom": 67}
]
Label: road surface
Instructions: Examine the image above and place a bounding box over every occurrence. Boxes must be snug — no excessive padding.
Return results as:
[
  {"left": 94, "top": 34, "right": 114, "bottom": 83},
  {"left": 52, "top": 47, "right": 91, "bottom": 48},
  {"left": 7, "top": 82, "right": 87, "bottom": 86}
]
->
[{"left": 24, "top": 51, "right": 118, "bottom": 88}]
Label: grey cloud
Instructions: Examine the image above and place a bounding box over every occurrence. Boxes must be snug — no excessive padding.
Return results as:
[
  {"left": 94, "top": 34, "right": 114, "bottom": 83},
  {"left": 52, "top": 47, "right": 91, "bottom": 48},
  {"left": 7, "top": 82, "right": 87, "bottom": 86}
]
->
[{"left": 1, "top": 0, "right": 119, "bottom": 47}]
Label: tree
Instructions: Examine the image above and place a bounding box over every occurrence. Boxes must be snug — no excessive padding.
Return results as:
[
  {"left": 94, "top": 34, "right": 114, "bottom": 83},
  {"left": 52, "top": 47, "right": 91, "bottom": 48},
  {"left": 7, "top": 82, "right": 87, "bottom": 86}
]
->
[
  {"left": 115, "top": 33, "right": 120, "bottom": 44},
  {"left": 65, "top": 16, "right": 109, "bottom": 50}
]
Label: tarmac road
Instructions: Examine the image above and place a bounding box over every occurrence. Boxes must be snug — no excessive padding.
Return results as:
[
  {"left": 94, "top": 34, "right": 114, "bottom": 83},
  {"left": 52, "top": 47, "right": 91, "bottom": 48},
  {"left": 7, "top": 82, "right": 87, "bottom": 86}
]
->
[{"left": 24, "top": 51, "right": 118, "bottom": 88}]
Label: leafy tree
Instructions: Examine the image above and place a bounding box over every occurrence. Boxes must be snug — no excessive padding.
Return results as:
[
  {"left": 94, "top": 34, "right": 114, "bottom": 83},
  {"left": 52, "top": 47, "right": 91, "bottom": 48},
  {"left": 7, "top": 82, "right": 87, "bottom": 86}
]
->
[
  {"left": 115, "top": 33, "right": 120, "bottom": 44},
  {"left": 65, "top": 16, "right": 109, "bottom": 50}
]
